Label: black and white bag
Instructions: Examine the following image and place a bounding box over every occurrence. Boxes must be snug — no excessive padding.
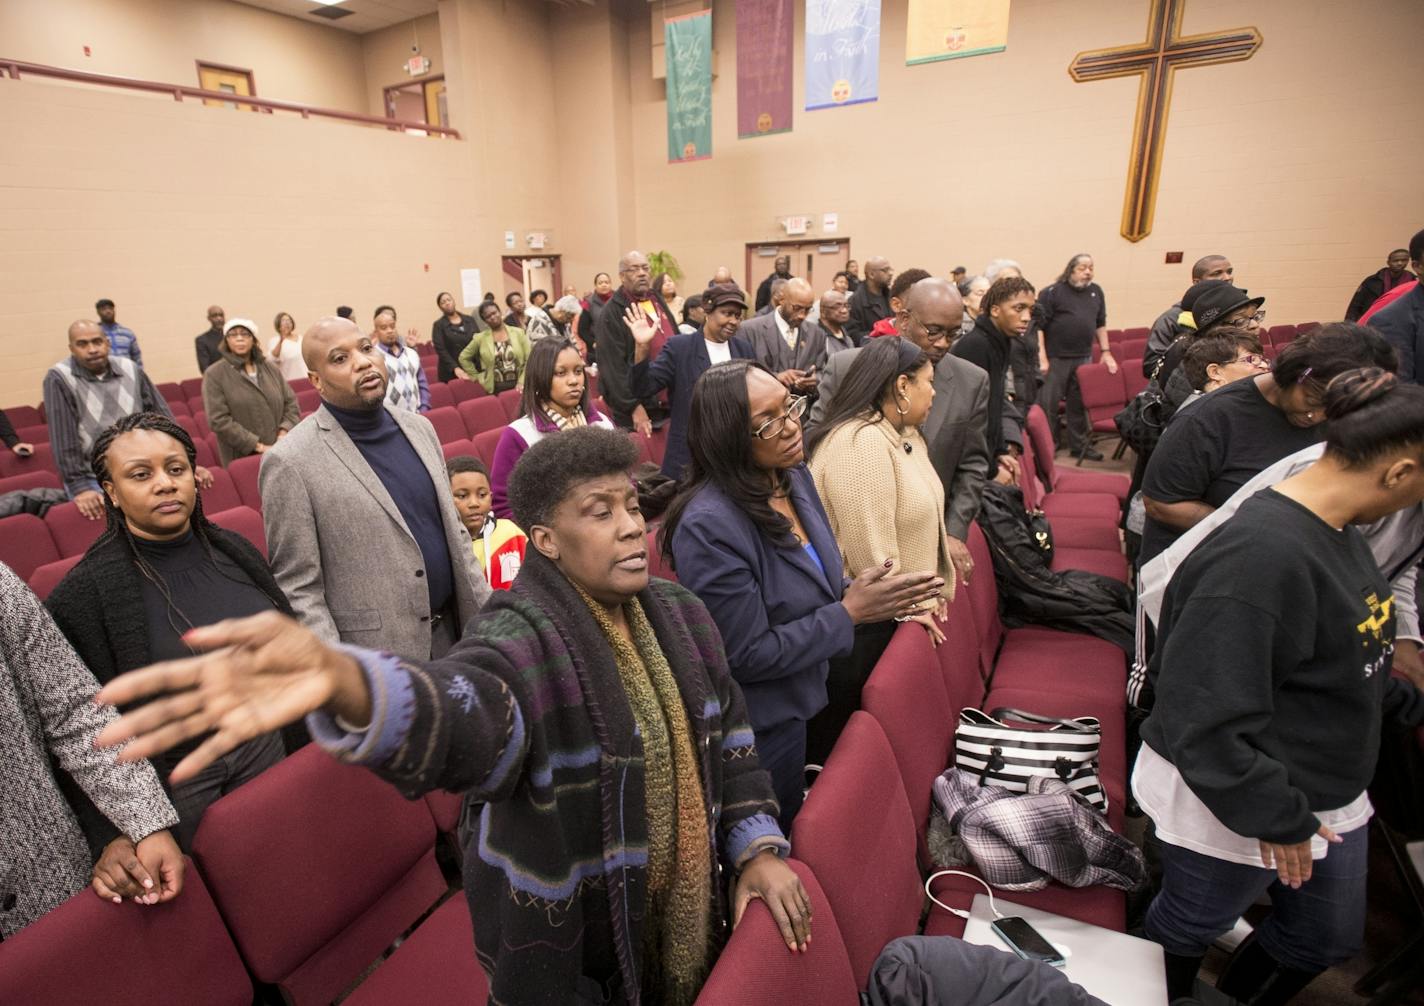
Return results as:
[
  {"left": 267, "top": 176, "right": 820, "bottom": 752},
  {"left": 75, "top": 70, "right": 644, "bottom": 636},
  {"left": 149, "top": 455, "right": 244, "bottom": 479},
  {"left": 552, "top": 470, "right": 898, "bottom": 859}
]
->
[{"left": 954, "top": 707, "right": 1108, "bottom": 815}]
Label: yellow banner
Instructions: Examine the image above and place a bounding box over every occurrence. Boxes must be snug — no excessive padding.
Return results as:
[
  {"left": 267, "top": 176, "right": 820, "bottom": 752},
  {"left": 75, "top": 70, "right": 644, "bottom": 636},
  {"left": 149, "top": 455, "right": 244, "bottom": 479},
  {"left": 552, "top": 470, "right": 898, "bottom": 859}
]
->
[{"left": 906, "top": 0, "right": 1011, "bottom": 65}]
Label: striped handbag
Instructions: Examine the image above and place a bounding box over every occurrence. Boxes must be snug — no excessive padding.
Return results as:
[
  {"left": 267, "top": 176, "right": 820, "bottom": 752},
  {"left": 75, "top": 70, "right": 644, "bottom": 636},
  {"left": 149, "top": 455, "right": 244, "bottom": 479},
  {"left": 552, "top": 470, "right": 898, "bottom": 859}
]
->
[{"left": 954, "top": 707, "right": 1107, "bottom": 815}]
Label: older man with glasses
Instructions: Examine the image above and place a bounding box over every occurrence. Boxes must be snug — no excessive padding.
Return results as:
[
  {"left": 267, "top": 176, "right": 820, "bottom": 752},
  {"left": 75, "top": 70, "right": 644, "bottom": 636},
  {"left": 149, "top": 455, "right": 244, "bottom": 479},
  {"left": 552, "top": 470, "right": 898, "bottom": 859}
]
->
[
  {"left": 808, "top": 277, "right": 991, "bottom": 584},
  {"left": 594, "top": 250, "right": 678, "bottom": 436}
]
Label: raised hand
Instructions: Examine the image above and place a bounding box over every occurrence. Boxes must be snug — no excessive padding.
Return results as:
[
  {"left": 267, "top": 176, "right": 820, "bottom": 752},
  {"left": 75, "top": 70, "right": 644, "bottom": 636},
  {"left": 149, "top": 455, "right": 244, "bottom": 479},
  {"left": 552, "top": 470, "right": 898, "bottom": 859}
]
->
[
  {"left": 623, "top": 306, "right": 657, "bottom": 346},
  {"left": 94, "top": 612, "right": 369, "bottom": 784}
]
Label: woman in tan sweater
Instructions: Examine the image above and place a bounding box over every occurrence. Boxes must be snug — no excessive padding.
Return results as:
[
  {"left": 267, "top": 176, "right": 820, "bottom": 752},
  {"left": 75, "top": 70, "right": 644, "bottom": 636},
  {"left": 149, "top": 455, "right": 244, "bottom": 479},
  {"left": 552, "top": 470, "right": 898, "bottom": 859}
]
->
[{"left": 805, "top": 337, "right": 955, "bottom": 757}]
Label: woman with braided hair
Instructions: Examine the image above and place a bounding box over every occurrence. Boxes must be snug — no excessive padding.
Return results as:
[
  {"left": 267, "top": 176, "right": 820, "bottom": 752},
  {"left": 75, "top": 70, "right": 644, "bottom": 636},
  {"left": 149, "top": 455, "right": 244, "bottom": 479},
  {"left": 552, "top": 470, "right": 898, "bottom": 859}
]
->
[
  {"left": 46, "top": 411, "right": 294, "bottom": 850},
  {"left": 1136, "top": 369, "right": 1424, "bottom": 1003}
]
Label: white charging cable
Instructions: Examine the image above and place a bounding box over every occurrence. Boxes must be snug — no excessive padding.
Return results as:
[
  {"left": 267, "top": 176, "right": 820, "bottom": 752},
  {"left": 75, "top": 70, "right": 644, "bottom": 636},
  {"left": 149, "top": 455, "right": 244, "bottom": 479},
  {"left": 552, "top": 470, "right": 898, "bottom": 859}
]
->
[{"left": 924, "top": 869, "right": 1004, "bottom": 920}]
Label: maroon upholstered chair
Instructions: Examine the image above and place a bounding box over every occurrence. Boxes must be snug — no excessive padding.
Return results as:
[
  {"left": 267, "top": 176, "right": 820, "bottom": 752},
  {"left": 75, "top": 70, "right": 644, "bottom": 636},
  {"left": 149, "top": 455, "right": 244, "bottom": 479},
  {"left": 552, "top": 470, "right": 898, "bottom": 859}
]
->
[
  {"left": 694, "top": 860, "right": 860, "bottom": 1006},
  {"left": 456, "top": 397, "right": 508, "bottom": 438},
  {"left": 0, "top": 470, "right": 61, "bottom": 494},
  {"left": 861, "top": 622, "right": 956, "bottom": 866},
  {"left": 497, "top": 388, "right": 523, "bottom": 421},
  {"left": 0, "top": 442, "right": 57, "bottom": 479},
  {"left": 208, "top": 506, "right": 267, "bottom": 558},
  {"left": 472, "top": 428, "right": 504, "bottom": 467},
  {"left": 192, "top": 746, "right": 453, "bottom": 1006},
  {"left": 448, "top": 379, "right": 488, "bottom": 405},
  {"left": 791, "top": 712, "right": 930, "bottom": 988},
  {"left": 5, "top": 404, "right": 43, "bottom": 428},
  {"left": 201, "top": 467, "right": 244, "bottom": 514},
  {"left": 441, "top": 438, "right": 476, "bottom": 463},
  {"left": 422, "top": 406, "right": 467, "bottom": 445},
  {"left": 0, "top": 514, "right": 62, "bottom": 580},
  {"left": 426, "top": 382, "right": 454, "bottom": 410},
  {"left": 27, "top": 554, "right": 82, "bottom": 600},
  {"left": 0, "top": 859, "right": 252, "bottom": 1006},
  {"left": 43, "top": 502, "right": 105, "bottom": 558},
  {"left": 225, "top": 454, "right": 262, "bottom": 510}
]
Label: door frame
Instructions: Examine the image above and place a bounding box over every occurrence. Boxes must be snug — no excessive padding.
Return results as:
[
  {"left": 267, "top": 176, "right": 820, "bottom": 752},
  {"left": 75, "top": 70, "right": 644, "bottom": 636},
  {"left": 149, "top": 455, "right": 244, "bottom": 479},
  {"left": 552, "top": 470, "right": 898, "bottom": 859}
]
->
[
  {"left": 382, "top": 75, "right": 447, "bottom": 126},
  {"left": 195, "top": 60, "right": 258, "bottom": 111},
  {"left": 501, "top": 255, "right": 563, "bottom": 304},
  {"left": 744, "top": 238, "right": 851, "bottom": 294}
]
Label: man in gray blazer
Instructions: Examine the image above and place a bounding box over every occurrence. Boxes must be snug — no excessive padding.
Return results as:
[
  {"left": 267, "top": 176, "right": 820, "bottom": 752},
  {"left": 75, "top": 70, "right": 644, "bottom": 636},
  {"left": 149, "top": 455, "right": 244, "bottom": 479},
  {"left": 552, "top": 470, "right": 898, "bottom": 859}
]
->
[
  {"left": 808, "top": 278, "right": 990, "bottom": 583},
  {"left": 737, "top": 277, "right": 827, "bottom": 394},
  {"left": 260, "top": 318, "right": 489, "bottom": 662}
]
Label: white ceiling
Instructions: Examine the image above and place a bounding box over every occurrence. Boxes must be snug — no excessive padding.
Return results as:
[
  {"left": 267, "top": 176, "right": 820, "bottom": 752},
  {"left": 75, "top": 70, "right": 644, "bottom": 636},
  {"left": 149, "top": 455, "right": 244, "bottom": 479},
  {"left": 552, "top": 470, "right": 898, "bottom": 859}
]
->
[{"left": 229, "top": 0, "right": 440, "bottom": 35}]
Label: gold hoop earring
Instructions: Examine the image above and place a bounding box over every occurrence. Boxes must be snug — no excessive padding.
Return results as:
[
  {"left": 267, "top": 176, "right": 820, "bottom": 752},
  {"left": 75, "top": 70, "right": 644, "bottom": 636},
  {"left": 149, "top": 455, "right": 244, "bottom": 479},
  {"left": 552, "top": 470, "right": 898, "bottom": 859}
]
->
[{"left": 895, "top": 394, "right": 909, "bottom": 417}]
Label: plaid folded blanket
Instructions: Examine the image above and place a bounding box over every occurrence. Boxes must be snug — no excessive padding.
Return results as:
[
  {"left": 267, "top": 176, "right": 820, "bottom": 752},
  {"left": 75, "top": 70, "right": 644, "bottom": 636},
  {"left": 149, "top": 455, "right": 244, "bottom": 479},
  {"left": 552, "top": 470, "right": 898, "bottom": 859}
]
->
[{"left": 931, "top": 768, "right": 1146, "bottom": 892}]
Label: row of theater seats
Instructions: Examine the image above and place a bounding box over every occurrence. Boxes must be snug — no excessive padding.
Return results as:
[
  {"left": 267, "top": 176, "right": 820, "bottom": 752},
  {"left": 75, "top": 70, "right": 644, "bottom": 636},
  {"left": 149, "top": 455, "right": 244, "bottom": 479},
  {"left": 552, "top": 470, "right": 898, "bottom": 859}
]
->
[
  {"left": 698, "top": 517, "right": 1130, "bottom": 1003},
  {"left": 1075, "top": 322, "right": 1318, "bottom": 461},
  {"left": 3, "top": 520, "right": 1128, "bottom": 1006},
  {"left": 0, "top": 745, "right": 485, "bottom": 1005}
]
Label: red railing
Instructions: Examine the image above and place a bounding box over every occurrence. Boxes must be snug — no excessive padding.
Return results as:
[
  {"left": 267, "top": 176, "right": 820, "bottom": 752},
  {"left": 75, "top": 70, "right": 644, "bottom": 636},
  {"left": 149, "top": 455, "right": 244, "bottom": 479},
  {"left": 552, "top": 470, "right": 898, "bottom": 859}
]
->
[{"left": 0, "top": 58, "right": 460, "bottom": 139}]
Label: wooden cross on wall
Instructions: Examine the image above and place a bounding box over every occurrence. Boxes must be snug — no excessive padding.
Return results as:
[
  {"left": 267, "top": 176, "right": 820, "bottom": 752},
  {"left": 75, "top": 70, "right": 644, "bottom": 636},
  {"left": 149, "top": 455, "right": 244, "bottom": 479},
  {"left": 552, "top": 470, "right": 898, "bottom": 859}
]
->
[{"left": 1069, "top": 0, "right": 1261, "bottom": 242}]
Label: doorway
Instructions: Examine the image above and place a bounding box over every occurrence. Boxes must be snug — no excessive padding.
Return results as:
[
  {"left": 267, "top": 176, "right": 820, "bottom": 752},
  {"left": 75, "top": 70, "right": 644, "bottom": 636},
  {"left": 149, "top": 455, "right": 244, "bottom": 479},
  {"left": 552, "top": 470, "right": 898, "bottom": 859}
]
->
[
  {"left": 196, "top": 62, "right": 256, "bottom": 111},
  {"left": 383, "top": 77, "right": 448, "bottom": 134},
  {"left": 501, "top": 255, "right": 564, "bottom": 308},
  {"left": 745, "top": 239, "right": 850, "bottom": 295}
]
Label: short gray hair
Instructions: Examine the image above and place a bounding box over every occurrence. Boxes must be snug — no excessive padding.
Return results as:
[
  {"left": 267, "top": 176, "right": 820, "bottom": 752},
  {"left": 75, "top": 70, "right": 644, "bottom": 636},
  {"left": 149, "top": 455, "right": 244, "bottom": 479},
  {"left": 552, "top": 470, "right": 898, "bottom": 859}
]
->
[{"left": 983, "top": 258, "right": 1022, "bottom": 282}]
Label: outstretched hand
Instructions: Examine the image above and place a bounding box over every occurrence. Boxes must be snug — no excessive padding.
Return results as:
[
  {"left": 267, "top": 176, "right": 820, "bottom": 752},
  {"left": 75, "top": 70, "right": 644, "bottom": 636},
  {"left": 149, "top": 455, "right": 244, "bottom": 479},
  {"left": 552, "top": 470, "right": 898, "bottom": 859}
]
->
[
  {"left": 93, "top": 612, "right": 369, "bottom": 784},
  {"left": 733, "top": 851, "right": 812, "bottom": 953}
]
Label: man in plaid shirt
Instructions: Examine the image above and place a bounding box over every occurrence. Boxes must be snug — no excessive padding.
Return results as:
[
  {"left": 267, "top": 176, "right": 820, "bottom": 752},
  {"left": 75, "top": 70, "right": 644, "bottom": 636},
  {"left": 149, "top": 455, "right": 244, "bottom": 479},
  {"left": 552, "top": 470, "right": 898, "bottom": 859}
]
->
[{"left": 95, "top": 298, "right": 142, "bottom": 368}]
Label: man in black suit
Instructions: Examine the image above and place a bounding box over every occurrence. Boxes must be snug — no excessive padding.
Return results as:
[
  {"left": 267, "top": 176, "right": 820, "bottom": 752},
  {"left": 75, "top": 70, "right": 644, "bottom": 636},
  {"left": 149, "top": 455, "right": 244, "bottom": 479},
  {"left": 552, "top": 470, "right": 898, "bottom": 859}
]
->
[
  {"left": 810, "top": 277, "right": 990, "bottom": 583},
  {"left": 755, "top": 255, "right": 792, "bottom": 313},
  {"left": 1372, "top": 230, "right": 1424, "bottom": 382}
]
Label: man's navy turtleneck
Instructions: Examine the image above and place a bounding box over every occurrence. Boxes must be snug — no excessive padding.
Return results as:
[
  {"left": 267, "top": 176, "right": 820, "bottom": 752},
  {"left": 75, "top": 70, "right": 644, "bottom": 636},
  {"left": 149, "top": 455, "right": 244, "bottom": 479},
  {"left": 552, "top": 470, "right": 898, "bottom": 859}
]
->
[{"left": 324, "top": 400, "right": 454, "bottom": 615}]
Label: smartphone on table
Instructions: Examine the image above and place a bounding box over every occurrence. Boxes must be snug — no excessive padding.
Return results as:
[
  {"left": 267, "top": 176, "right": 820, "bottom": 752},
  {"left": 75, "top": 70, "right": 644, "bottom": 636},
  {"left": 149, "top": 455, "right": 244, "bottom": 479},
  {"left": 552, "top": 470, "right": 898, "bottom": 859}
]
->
[{"left": 991, "top": 916, "right": 1066, "bottom": 967}]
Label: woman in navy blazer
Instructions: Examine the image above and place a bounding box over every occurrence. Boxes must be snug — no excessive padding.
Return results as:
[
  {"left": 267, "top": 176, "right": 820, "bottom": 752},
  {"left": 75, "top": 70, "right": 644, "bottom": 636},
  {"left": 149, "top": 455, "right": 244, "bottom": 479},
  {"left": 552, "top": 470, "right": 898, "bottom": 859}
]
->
[
  {"left": 662, "top": 360, "right": 944, "bottom": 830},
  {"left": 628, "top": 284, "right": 758, "bottom": 481}
]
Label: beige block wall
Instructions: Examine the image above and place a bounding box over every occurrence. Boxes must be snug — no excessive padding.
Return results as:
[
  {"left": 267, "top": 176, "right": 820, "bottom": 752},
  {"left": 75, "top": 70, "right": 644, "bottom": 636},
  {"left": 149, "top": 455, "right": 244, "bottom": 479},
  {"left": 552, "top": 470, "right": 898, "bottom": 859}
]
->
[
  {"left": 361, "top": 13, "right": 444, "bottom": 119},
  {"left": 622, "top": 0, "right": 1424, "bottom": 326},
  {"left": 550, "top": 0, "right": 637, "bottom": 294},
  {"left": 0, "top": 0, "right": 368, "bottom": 112},
  {"left": 0, "top": 77, "right": 475, "bottom": 406}
]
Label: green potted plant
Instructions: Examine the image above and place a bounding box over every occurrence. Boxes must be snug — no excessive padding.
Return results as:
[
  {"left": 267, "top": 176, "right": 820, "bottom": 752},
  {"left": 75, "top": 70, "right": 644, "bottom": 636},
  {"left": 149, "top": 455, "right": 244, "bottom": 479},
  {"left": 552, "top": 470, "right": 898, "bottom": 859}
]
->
[{"left": 646, "top": 250, "right": 684, "bottom": 281}]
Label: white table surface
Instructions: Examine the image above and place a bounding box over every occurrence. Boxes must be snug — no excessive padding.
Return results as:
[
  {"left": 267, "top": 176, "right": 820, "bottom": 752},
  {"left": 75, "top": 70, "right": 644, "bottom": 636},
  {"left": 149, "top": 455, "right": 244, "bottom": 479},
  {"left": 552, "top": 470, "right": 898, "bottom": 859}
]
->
[{"left": 962, "top": 893, "right": 1168, "bottom": 1006}]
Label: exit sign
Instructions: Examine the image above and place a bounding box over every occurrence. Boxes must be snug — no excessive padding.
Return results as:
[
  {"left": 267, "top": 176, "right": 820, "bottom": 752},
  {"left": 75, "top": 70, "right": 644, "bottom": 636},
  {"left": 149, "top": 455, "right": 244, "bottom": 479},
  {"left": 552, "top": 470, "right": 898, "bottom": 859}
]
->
[{"left": 783, "top": 216, "right": 809, "bottom": 235}]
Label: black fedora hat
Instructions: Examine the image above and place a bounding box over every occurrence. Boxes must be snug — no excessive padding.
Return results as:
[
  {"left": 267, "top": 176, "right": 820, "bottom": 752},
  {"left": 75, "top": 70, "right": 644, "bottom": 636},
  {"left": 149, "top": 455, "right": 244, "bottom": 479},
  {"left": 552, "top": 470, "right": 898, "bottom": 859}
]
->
[{"left": 1193, "top": 283, "right": 1264, "bottom": 333}]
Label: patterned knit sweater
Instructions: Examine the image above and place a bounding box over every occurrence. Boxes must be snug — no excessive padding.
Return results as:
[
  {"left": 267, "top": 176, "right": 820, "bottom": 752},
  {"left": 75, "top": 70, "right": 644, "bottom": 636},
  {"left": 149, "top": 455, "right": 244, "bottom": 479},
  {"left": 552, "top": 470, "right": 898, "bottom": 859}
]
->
[
  {"left": 0, "top": 563, "right": 177, "bottom": 937},
  {"left": 308, "top": 550, "right": 787, "bottom": 1005}
]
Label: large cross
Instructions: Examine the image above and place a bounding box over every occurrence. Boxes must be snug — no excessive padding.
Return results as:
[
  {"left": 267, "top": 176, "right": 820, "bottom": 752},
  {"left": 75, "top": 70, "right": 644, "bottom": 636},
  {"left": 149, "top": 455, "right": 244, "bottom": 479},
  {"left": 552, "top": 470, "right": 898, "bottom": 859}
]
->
[{"left": 1069, "top": 0, "right": 1261, "bottom": 242}]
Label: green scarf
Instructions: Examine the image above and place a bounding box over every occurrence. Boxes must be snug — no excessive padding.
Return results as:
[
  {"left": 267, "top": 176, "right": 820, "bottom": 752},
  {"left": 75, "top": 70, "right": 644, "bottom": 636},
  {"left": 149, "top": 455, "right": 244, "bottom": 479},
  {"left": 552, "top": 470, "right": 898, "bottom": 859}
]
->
[{"left": 578, "top": 586, "right": 712, "bottom": 1006}]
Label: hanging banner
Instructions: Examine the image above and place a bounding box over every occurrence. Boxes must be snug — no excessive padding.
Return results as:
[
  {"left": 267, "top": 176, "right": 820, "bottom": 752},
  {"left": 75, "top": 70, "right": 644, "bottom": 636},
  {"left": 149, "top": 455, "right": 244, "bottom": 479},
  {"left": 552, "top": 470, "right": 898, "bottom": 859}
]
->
[
  {"left": 665, "top": 10, "right": 713, "bottom": 164},
  {"left": 736, "top": 0, "right": 793, "bottom": 138},
  {"left": 906, "top": 0, "right": 1011, "bottom": 65},
  {"left": 805, "top": 0, "right": 881, "bottom": 111}
]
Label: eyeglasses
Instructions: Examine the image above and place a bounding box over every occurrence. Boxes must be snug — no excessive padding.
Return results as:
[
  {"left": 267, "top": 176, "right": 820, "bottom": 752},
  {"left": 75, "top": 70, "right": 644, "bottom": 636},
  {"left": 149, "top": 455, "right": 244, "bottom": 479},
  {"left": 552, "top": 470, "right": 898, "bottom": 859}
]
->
[
  {"left": 753, "top": 396, "right": 809, "bottom": 440},
  {"left": 907, "top": 312, "right": 954, "bottom": 346},
  {"left": 1234, "top": 353, "right": 1267, "bottom": 367},
  {"left": 1225, "top": 310, "right": 1266, "bottom": 328}
]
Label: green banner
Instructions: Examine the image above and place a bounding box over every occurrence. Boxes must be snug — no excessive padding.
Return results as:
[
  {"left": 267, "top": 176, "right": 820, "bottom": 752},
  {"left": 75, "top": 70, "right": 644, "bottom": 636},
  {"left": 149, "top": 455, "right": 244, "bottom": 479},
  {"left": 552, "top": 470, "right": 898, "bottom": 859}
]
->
[{"left": 665, "top": 11, "right": 713, "bottom": 163}]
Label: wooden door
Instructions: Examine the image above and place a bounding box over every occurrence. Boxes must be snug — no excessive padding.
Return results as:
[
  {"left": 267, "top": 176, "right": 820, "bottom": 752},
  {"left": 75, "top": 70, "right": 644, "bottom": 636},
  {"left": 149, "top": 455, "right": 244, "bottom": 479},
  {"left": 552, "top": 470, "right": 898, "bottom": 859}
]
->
[
  {"left": 744, "top": 239, "right": 850, "bottom": 295},
  {"left": 197, "top": 63, "right": 255, "bottom": 111}
]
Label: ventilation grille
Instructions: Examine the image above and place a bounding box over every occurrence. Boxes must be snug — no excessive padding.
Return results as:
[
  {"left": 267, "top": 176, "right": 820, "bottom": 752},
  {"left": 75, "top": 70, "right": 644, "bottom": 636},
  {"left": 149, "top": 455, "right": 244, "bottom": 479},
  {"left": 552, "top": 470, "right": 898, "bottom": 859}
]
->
[{"left": 308, "top": 5, "right": 355, "bottom": 19}]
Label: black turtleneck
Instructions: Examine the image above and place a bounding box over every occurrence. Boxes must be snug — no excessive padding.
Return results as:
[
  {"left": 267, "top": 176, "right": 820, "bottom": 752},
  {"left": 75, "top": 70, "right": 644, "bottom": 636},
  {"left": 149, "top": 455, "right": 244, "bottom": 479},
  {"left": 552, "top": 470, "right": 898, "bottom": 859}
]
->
[
  {"left": 132, "top": 527, "right": 277, "bottom": 663},
  {"left": 324, "top": 401, "right": 454, "bottom": 614}
]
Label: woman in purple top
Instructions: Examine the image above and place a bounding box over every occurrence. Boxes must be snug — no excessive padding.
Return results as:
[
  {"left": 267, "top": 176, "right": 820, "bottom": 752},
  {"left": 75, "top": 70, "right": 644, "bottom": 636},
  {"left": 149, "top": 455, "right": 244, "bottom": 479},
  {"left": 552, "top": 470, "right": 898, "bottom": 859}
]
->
[{"left": 489, "top": 337, "right": 614, "bottom": 519}]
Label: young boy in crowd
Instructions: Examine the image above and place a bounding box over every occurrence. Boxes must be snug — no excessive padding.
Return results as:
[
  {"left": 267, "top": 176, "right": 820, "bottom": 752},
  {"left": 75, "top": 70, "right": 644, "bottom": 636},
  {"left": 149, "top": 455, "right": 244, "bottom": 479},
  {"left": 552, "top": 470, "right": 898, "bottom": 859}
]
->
[{"left": 447, "top": 456, "right": 527, "bottom": 590}]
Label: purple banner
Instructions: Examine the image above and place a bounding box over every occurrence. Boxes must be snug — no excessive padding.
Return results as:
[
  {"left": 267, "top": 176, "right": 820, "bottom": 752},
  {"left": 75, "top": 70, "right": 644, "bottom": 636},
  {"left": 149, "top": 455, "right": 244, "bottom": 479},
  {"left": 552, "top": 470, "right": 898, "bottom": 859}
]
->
[{"left": 736, "top": 0, "right": 793, "bottom": 138}]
